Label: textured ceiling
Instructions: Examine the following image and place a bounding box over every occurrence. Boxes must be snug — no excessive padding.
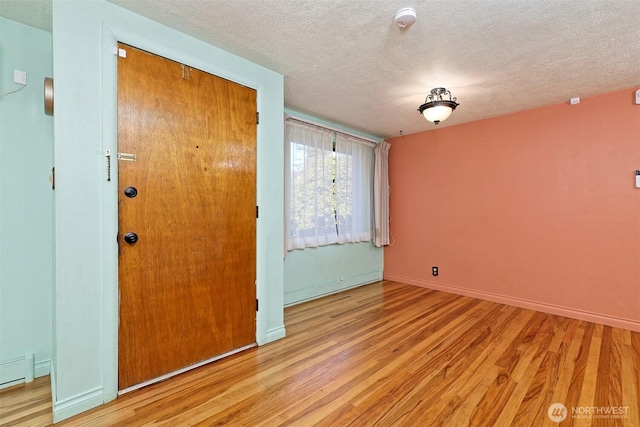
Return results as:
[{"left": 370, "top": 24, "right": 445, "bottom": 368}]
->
[
  {"left": 0, "top": 0, "right": 52, "bottom": 31},
  {"left": 2, "top": 0, "right": 639, "bottom": 138}
]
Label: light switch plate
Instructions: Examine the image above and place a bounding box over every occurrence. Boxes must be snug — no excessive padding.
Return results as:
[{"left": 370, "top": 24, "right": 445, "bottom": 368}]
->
[
  {"left": 636, "top": 89, "right": 640, "bottom": 105},
  {"left": 13, "top": 69, "right": 27, "bottom": 85}
]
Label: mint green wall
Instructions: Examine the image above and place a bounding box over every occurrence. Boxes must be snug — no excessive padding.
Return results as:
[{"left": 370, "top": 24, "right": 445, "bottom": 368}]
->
[
  {"left": 283, "top": 109, "right": 384, "bottom": 305},
  {"left": 0, "top": 17, "right": 53, "bottom": 383},
  {"left": 51, "top": 0, "right": 284, "bottom": 422},
  {"left": 285, "top": 243, "right": 383, "bottom": 305}
]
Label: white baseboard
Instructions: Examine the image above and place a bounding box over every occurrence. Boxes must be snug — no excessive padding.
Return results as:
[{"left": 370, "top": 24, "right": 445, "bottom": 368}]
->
[
  {"left": 36, "top": 358, "right": 51, "bottom": 377},
  {"left": 385, "top": 274, "right": 640, "bottom": 332},
  {"left": 264, "top": 325, "right": 286, "bottom": 343},
  {"left": 49, "top": 360, "right": 104, "bottom": 423},
  {"left": 52, "top": 386, "right": 104, "bottom": 423}
]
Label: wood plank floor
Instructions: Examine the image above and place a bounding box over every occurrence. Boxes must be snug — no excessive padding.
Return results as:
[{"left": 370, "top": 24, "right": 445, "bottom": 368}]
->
[{"left": 1, "top": 280, "right": 638, "bottom": 426}]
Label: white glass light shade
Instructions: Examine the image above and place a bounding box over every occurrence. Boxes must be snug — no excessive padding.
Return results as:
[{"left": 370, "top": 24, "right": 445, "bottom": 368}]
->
[
  {"left": 418, "top": 88, "right": 459, "bottom": 124},
  {"left": 422, "top": 104, "right": 453, "bottom": 123}
]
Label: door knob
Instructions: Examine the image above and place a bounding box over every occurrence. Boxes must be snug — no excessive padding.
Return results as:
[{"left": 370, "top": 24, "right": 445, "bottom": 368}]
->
[
  {"left": 124, "top": 186, "right": 138, "bottom": 198},
  {"left": 123, "top": 232, "right": 138, "bottom": 244}
]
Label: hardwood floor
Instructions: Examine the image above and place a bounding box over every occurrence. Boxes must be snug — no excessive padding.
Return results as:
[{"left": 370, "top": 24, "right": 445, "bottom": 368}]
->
[{"left": 1, "top": 280, "right": 639, "bottom": 426}]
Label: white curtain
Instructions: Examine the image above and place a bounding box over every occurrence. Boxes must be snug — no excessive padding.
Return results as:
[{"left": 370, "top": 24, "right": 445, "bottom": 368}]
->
[
  {"left": 374, "top": 141, "right": 390, "bottom": 247},
  {"left": 285, "top": 121, "right": 336, "bottom": 249},
  {"left": 285, "top": 120, "right": 374, "bottom": 250},
  {"left": 335, "top": 133, "right": 373, "bottom": 244}
]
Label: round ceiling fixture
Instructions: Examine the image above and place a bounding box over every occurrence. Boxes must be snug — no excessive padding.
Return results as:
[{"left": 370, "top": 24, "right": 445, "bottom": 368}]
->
[
  {"left": 395, "top": 8, "right": 416, "bottom": 28},
  {"left": 418, "top": 88, "right": 459, "bottom": 125}
]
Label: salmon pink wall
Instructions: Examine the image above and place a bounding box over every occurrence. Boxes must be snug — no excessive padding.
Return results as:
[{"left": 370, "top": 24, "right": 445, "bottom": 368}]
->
[{"left": 385, "top": 88, "right": 640, "bottom": 332}]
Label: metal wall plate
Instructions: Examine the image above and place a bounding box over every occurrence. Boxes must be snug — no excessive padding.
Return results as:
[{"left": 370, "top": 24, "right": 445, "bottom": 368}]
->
[{"left": 117, "top": 152, "right": 137, "bottom": 161}]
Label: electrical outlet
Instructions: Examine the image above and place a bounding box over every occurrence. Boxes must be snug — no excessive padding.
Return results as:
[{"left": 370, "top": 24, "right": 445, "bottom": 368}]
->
[
  {"left": 432, "top": 266, "right": 438, "bottom": 277},
  {"left": 636, "top": 89, "right": 640, "bottom": 105},
  {"left": 13, "top": 69, "right": 27, "bottom": 85}
]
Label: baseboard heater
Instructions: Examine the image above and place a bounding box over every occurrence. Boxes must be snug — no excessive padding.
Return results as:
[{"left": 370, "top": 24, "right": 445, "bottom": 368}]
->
[{"left": 0, "top": 353, "right": 35, "bottom": 389}]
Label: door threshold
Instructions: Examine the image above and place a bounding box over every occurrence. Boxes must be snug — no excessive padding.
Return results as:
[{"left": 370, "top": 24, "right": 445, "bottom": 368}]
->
[{"left": 118, "top": 343, "right": 257, "bottom": 395}]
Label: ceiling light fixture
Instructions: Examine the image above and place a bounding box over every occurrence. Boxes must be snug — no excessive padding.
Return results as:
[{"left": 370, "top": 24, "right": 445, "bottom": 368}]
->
[{"left": 417, "top": 87, "right": 459, "bottom": 125}]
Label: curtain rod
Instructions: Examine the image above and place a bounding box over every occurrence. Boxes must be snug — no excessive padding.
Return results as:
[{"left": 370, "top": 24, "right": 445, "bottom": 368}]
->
[{"left": 284, "top": 114, "right": 379, "bottom": 146}]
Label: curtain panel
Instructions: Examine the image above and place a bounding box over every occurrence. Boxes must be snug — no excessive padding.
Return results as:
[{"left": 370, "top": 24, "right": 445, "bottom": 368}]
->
[
  {"left": 285, "top": 120, "right": 374, "bottom": 251},
  {"left": 285, "top": 121, "right": 336, "bottom": 249},
  {"left": 374, "top": 141, "right": 391, "bottom": 247},
  {"left": 335, "top": 133, "right": 373, "bottom": 244}
]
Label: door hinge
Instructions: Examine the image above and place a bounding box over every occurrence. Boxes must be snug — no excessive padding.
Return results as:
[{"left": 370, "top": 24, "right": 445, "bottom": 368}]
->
[
  {"left": 256, "top": 299, "right": 259, "bottom": 311},
  {"left": 256, "top": 206, "right": 259, "bottom": 218},
  {"left": 256, "top": 112, "right": 259, "bottom": 125}
]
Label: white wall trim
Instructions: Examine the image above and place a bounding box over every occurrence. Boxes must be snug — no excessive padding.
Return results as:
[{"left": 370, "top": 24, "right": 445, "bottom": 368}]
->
[
  {"left": 35, "top": 358, "right": 51, "bottom": 378},
  {"left": 385, "top": 274, "right": 640, "bottom": 332},
  {"left": 52, "top": 386, "right": 104, "bottom": 424},
  {"left": 264, "top": 326, "right": 287, "bottom": 344},
  {"left": 100, "top": 23, "right": 120, "bottom": 407}
]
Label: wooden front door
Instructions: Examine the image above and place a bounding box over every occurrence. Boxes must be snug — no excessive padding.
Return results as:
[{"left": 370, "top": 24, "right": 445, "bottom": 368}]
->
[{"left": 117, "top": 43, "right": 257, "bottom": 391}]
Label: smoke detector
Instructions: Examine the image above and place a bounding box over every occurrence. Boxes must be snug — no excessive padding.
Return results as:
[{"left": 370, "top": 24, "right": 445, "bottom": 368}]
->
[{"left": 395, "top": 8, "right": 417, "bottom": 28}]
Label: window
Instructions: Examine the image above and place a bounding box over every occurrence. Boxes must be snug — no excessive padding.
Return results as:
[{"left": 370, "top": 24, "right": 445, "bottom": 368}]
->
[{"left": 285, "top": 120, "right": 373, "bottom": 250}]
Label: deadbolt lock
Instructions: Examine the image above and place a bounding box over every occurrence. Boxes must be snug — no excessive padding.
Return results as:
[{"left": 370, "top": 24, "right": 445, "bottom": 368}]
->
[
  {"left": 123, "top": 232, "right": 138, "bottom": 244},
  {"left": 124, "top": 187, "right": 138, "bottom": 198}
]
